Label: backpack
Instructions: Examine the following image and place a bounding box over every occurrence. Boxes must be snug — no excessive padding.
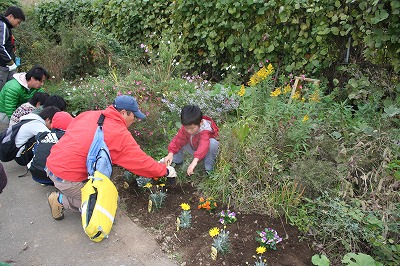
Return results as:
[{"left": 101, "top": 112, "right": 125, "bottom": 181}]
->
[
  {"left": 81, "top": 114, "right": 118, "bottom": 242},
  {"left": 0, "top": 119, "right": 34, "bottom": 163},
  {"left": 29, "top": 130, "right": 65, "bottom": 184}
]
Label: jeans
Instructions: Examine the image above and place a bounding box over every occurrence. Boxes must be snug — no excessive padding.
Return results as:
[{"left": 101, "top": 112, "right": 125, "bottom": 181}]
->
[{"left": 173, "top": 138, "right": 219, "bottom": 171}]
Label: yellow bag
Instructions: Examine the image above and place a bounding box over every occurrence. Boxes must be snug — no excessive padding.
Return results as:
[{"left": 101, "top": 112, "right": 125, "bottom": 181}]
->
[{"left": 81, "top": 171, "right": 118, "bottom": 242}]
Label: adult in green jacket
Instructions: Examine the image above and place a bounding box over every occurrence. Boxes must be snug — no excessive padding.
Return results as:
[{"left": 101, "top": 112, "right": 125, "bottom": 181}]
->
[{"left": 0, "top": 65, "right": 49, "bottom": 125}]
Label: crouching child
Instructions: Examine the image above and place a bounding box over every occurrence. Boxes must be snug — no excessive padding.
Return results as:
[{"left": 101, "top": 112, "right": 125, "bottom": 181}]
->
[{"left": 164, "top": 105, "right": 219, "bottom": 176}]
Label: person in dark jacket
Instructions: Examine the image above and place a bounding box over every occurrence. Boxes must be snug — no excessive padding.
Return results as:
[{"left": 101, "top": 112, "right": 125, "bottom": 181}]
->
[
  {"left": 0, "top": 6, "right": 25, "bottom": 90},
  {"left": 29, "top": 111, "right": 74, "bottom": 185}
]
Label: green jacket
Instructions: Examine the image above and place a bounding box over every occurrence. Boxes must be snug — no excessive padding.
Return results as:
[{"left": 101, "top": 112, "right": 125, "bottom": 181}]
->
[{"left": 0, "top": 75, "right": 44, "bottom": 118}]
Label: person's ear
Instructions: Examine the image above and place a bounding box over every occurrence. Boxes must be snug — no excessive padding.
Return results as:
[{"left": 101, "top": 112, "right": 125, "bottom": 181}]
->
[
  {"left": 36, "top": 102, "right": 41, "bottom": 108},
  {"left": 45, "top": 118, "right": 52, "bottom": 129}
]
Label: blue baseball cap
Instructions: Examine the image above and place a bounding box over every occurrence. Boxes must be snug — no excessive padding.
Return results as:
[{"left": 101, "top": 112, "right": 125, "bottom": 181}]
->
[{"left": 113, "top": 95, "right": 146, "bottom": 119}]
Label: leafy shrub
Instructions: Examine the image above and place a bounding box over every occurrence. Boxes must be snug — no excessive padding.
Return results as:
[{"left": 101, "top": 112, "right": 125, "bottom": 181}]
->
[
  {"left": 0, "top": 0, "right": 20, "bottom": 13},
  {"left": 34, "top": 0, "right": 400, "bottom": 83},
  {"left": 294, "top": 194, "right": 399, "bottom": 265},
  {"left": 162, "top": 82, "right": 240, "bottom": 124}
]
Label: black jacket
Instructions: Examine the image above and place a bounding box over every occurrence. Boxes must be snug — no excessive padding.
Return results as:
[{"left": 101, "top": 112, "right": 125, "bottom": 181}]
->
[{"left": 0, "top": 15, "right": 15, "bottom": 67}]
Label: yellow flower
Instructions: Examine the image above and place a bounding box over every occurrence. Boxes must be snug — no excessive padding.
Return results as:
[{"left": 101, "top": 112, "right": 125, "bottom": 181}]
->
[
  {"left": 266, "top": 63, "right": 274, "bottom": 73},
  {"left": 247, "top": 64, "right": 274, "bottom": 87},
  {"left": 238, "top": 84, "right": 246, "bottom": 97},
  {"left": 180, "top": 203, "right": 190, "bottom": 211},
  {"left": 143, "top": 183, "right": 153, "bottom": 188},
  {"left": 209, "top": 227, "right": 220, "bottom": 237},
  {"left": 302, "top": 115, "right": 309, "bottom": 122},
  {"left": 159, "top": 183, "right": 166, "bottom": 187},
  {"left": 256, "top": 246, "right": 266, "bottom": 254},
  {"left": 270, "top": 88, "right": 282, "bottom": 97},
  {"left": 283, "top": 84, "right": 292, "bottom": 94},
  {"left": 309, "top": 90, "right": 321, "bottom": 102},
  {"left": 292, "top": 91, "right": 301, "bottom": 99}
]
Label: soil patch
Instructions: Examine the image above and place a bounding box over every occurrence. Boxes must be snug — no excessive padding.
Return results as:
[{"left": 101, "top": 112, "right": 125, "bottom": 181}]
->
[{"left": 114, "top": 167, "right": 314, "bottom": 265}]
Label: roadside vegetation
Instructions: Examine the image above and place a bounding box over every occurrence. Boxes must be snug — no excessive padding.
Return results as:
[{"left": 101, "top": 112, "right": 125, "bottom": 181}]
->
[{"left": 11, "top": 0, "right": 400, "bottom": 265}]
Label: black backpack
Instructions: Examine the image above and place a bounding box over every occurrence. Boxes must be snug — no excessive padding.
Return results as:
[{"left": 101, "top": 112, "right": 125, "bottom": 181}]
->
[
  {"left": 29, "top": 129, "right": 65, "bottom": 181},
  {"left": 0, "top": 119, "right": 34, "bottom": 163}
]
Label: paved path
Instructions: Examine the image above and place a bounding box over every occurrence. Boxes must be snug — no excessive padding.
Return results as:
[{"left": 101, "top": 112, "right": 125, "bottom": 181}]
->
[{"left": 0, "top": 124, "right": 177, "bottom": 266}]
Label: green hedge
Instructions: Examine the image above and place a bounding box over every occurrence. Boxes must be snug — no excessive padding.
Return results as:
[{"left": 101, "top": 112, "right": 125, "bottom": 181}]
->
[{"left": 35, "top": 0, "right": 400, "bottom": 77}]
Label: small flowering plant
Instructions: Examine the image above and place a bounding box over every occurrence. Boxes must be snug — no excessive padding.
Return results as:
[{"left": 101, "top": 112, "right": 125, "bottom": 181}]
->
[
  {"left": 143, "top": 182, "right": 167, "bottom": 211},
  {"left": 209, "top": 226, "right": 231, "bottom": 256},
  {"left": 177, "top": 203, "right": 192, "bottom": 230},
  {"left": 245, "top": 246, "right": 268, "bottom": 266},
  {"left": 218, "top": 209, "right": 237, "bottom": 225},
  {"left": 255, "top": 228, "right": 282, "bottom": 250},
  {"left": 198, "top": 197, "right": 217, "bottom": 213}
]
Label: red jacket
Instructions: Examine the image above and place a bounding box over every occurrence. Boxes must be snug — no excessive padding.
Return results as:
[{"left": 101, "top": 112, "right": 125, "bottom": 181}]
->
[
  {"left": 46, "top": 106, "right": 167, "bottom": 182},
  {"left": 168, "top": 116, "right": 219, "bottom": 160}
]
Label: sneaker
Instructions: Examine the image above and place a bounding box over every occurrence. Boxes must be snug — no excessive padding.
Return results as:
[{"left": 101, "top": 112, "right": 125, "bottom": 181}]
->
[{"left": 47, "top": 192, "right": 64, "bottom": 220}]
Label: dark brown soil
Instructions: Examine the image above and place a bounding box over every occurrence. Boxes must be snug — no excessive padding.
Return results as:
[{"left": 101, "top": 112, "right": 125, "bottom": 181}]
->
[{"left": 114, "top": 167, "right": 314, "bottom": 266}]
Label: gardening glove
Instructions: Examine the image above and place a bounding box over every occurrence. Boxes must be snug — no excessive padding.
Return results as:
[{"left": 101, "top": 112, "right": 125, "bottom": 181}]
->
[
  {"left": 7, "top": 63, "right": 17, "bottom": 71},
  {"left": 166, "top": 165, "right": 177, "bottom": 178}
]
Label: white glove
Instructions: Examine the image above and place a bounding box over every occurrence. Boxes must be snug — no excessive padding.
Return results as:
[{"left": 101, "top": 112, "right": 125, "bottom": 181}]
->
[
  {"left": 166, "top": 166, "right": 177, "bottom": 178},
  {"left": 7, "top": 63, "right": 17, "bottom": 71}
]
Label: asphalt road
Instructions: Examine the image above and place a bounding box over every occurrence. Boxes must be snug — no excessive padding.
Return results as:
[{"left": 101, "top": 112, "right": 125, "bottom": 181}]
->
[{"left": 0, "top": 123, "right": 177, "bottom": 266}]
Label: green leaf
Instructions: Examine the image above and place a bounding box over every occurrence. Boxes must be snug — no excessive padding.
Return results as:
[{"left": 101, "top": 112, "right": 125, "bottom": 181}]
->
[
  {"left": 300, "top": 23, "right": 308, "bottom": 30},
  {"left": 333, "top": 79, "right": 339, "bottom": 85},
  {"left": 312, "top": 254, "right": 330, "bottom": 266},
  {"left": 342, "top": 252, "right": 382, "bottom": 266},
  {"left": 330, "top": 131, "right": 342, "bottom": 140},
  {"left": 311, "top": 60, "right": 320, "bottom": 67},
  {"left": 331, "top": 27, "right": 339, "bottom": 35},
  {"left": 371, "top": 9, "right": 389, "bottom": 24},
  {"left": 318, "top": 28, "right": 330, "bottom": 35},
  {"left": 384, "top": 106, "right": 400, "bottom": 117},
  {"left": 228, "top": 7, "right": 236, "bottom": 14},
  {"left": 266, "top": 44, "right": 275, "bottom": 52}
]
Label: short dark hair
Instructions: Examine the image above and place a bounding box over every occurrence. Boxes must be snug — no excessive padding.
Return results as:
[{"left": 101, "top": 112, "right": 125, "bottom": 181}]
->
[
  {"left": 4, "top": 6, "right": 25, "bottom": 21},
  {"left": 43, "top": 95, "right": 67, "bottom": 111},
  {"left": 28, "top": 92, "right": 49, "bottom": 106},
  {"left": 181, "top": 105, "right": 202, "bottom": 126},
  {"left": 26, "top": 65, "right": 50, "bottom": 81},
  {"left": 38, "top": 106, "right": 60, "bottom": 121}
]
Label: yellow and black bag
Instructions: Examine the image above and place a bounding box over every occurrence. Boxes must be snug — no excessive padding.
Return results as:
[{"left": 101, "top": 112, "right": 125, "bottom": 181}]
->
[
  {"left": 81, "top": 171, "right": 118, "bottom": 242},
  {"left": 81, "top": 114, "right": 117, "bottom": 242}
]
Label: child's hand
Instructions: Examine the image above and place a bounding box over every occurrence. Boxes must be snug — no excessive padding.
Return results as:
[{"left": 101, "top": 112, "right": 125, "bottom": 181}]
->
[
  {"left": 164, "top": 153, "right": 174, "bottom": 166},
  {"left": 187, "top": 159, "right": 199, "bottom": 176}
]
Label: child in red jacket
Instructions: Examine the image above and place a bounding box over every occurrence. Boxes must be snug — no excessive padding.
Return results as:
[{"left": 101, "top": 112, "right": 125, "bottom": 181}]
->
[{"left": 164, "top": 105, "right": 219, "bottom": 176}]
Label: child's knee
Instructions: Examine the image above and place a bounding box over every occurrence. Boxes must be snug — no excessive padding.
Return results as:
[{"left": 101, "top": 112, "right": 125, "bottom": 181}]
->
[{"left": 209, "top": 138, "right": 219, "bottom": 152}]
